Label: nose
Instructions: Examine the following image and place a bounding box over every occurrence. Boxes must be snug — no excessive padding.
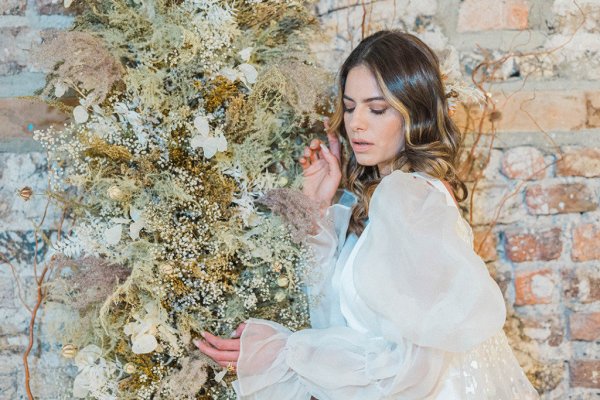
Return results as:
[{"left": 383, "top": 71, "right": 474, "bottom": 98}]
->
[{"left": 347, "top": 105, "right": 368, "bottom": 133}]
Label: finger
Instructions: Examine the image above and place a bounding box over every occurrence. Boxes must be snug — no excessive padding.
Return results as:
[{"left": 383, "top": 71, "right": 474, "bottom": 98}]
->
[
  {"left": 309, "top": 147, "right": 320, "bottom": 163},
  {"left": 194, "top": 339, "right": 240, "bottom": 362},
  {"left": 230, "top": 324, "right": 245, "bottom": 339},
  {"left": 319, "top": 144, "right": 341, "bottom": 178},
  {"left": 323, "top": 117, "right": 330, "bottom": 131},
  {"left": 302, "top": 159, "right": 327, "bottom": 177},
  {"left": 303, "top": 147, "right": 312, "bottom": 159},
  {"left": 232, "top": 323, "right": 247, "bottom": 338},
  {"left": 202, "top": 331, "right": 240, "bottom": 351},
  {"left": 327, "top": 132, "right": 342, "bottom": 164},
  {"left": 309, "top": 139, "right": 321, "bottom": 150},
  {"left": 302, "top": 148, "right": 313, "bottom": 167},
  {"left": 299, "top": 157, "right": 309, "bottom": 170}
]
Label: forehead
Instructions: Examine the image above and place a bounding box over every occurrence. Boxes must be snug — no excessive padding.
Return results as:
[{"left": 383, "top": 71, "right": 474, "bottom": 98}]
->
[{"left": 344, "top": 65, "right": 383, "bottom": 99}]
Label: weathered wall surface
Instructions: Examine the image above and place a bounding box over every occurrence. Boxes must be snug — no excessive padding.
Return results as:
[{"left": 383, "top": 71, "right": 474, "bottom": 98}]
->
[{"left": 1, "top": 0, "right": 599, "bottom": 398}]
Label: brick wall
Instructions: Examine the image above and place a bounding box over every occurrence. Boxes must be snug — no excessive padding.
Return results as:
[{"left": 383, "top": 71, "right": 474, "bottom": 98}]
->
[
  {"left": 1, "top": 0, "right": 599, "bottom": 398},
  {"left": 0, "top": 1, "right": 74, "bottom": 398}
]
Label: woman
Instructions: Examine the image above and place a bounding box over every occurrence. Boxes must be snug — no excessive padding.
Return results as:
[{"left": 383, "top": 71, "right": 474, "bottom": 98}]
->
[{"left": 195, "top": 30, "right": 540, "bottom": 399}]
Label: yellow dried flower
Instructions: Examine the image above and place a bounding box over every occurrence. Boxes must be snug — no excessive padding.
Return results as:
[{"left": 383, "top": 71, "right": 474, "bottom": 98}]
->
[
  {"left": 204, "top": 76, "right": 239, "bottom": 113},
  {"left": 83, "top": 136, "right": 132, "bottom": 162}
]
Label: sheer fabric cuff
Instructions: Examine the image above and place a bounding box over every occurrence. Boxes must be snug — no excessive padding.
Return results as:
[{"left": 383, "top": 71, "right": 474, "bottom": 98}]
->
[{"left": 233, "top": 319, "right": 311, "bottom": 400}]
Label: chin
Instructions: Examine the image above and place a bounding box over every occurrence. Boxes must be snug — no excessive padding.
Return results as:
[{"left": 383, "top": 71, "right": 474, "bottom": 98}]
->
[{"left": 354, "top": 154, "right": 379, "bottom": 167}]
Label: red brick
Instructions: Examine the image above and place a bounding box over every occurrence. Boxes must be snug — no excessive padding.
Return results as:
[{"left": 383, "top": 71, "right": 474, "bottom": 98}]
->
[
  {"left": 570, "top": 360, "right": 600, "bottom": 388},
  {"left": 0, "top": 98, "right": 69, "bottom": 140},
  {"left": 515, "top": 269, "right": 555, "bottom": 305},
  {"left": 470, "top": 183, "right": 526, "bottom": 225},
  {"left": 587, "top": 91, "right": 600, "bottom": 128},
  {"left": 454, "top": 91, "right": 588, "bottom": 133},
  {"left": 557, "top": 147, "right": 600, "bottom": 178},
  {"left": 505, "top": 228, "right": 562, "bottom": 262},
  {"left": 458, "top": 148, "right": 503, "bottom": 182},
  {"left": 457, "top": 0, "right": 529, "bottom": 32},
  {"left": 0, "top": 27, "right": 41, "bottom": 75},
  {"left": 563, "top": 267, "right": 600, "bottom": 303},
  {"left": 521, "top": 315, "right": 564, "bottom": 346},
  {"left": 570, "top": 313, "right": 600, "bottom": 341},
  {"left": 501, "top": 146, "right": 546, "bottom": 180},
  {"left": 525, "top": 183, "right": 597, "bottom": 215},
  {"left": 572, "top": 224, "right": 600, "bottom": 262},
  {"left": 473, "top": 228, "right": 498, "bottom": 261},
  {"left": 0, "top": 0, "right": 26, "bottom": 15}
]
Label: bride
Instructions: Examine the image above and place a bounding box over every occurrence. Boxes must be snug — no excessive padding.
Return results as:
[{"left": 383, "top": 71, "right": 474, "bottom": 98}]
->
[{"left": 195, "top": 30, "right": 540, "bottom": 399}]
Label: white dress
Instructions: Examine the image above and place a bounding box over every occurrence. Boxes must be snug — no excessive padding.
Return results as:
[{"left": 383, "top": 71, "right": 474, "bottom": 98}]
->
[{"left": 232, "top": 170, "right": 540, "bottom": 399}]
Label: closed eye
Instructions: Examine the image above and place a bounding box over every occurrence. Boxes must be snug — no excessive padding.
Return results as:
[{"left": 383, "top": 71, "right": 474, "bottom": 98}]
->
[{"left": 343, "top": 107, "right": 387, "bottom": 115}]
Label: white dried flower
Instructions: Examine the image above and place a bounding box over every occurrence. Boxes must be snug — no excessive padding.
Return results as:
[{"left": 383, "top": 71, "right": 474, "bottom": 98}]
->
[
  {"left": 277, "top": 276, "right": 289, "bottom": 288},
  {"left": 73, "top": 106, "right": 89, "bottom": 124},
  {"left": 107, "top": 185, "right": 125, "bottom": 201}
]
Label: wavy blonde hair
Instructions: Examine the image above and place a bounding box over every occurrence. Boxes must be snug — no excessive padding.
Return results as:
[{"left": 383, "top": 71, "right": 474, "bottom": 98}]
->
[{"left": 328, "top": 30, "right": 467, "bottom": 235}]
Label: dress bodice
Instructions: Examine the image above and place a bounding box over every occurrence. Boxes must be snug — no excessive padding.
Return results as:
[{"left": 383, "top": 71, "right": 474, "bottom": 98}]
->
[{"left": 233, "top": 170, "right": 540, "bottom": 400}]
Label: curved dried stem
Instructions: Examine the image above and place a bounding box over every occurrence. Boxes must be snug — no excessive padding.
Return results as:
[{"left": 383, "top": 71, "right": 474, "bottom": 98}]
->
[
  {"left": 462, "top": 5, "right": 585, "bottom": 231},
  {"left": 17, "top": 172, "right": 71, "bottom": 399}
]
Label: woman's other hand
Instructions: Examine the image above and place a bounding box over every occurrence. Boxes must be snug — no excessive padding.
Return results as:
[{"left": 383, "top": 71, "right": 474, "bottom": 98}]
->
[
  {"left": 194, "top": 323, "right": 247, "bottom": 370},
  {"left": 299, "top": 118, "right": 342, "bottom": 213}
]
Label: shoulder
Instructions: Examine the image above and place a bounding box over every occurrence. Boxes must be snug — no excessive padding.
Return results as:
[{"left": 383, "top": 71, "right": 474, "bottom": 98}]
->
[
  {"left": 375, "top": 170, "right": 434, "bottom": 200},
  {"left": 369, "top": 170, "right": 446, "bottom": 221}
]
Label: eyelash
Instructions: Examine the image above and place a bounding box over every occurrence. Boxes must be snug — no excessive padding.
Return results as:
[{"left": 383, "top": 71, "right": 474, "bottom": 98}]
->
[{"left": 343, "top": 107, "right": 387, "bottom": 115}]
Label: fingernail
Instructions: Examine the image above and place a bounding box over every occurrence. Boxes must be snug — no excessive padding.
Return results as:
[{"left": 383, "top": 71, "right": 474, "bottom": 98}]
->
[
  {"left": 320, "top": 144, "right": 329, "bottom": 153},
  {"left": 200, "top": 331, "right": 207, "bottom": 338},
  {"left": 193, "top": 338, "right": 201, "bottom": 347},
  {"left": 229, "top": 330, "right": 237, "bottom": 338}
]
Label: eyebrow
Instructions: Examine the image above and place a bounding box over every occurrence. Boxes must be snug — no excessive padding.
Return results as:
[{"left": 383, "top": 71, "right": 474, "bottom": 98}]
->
[{"left": 343, "top": 94, "right": 386, "bottom": 103}]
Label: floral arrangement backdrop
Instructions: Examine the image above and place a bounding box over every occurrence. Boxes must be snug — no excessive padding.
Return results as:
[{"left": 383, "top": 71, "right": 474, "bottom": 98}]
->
[{"left": 30, "top": 0, "right": 332, "bottom": 398}]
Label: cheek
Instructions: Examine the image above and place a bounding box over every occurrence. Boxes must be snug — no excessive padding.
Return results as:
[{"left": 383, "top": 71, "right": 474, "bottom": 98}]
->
[{"left": 382, "top": 116, "right": 404, "bottom": 149}]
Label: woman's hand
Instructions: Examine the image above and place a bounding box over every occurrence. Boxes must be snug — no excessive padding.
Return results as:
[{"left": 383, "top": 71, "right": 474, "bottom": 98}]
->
[
  {"left": 299, "top": 119, "right": 342, "bottom": 213},
  {"left": 194, "top": 323, "right": 247, "bottom": 370}
]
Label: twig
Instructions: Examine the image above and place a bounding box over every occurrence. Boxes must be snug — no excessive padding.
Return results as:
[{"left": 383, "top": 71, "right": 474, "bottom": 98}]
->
[
  {"left": 461, "top": 4, "right": 585, "bottom": 230},
  {"left": 0, "top": 254, "right": 32, "bottom": 313},
  {"left": 19, "top": 166, "right": 70, "bottom": 399}
]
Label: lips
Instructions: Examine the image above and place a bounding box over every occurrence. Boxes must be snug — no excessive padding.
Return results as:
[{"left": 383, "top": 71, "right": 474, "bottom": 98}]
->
[{"left": 351, "top": 139, "right": 373, "bottom": 153}]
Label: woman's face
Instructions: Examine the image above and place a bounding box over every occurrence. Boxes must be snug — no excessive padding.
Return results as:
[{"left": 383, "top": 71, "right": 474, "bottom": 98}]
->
[{"left": 343, "top": 64, "right": 405, "bottom": 175}]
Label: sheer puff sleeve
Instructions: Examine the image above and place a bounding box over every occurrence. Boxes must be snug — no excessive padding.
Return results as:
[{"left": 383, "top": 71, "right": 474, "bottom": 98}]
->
[
  {"left": 233, "top": 171, "right": 507, "bottom": 399},
  {"left": 353, "top": 170, "right": 506, "bottom": 352}
]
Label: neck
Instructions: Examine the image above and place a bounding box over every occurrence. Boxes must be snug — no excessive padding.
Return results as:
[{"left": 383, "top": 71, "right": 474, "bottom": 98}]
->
[{"left": 377, "top": 163, "right": 393, "bottom": 177}]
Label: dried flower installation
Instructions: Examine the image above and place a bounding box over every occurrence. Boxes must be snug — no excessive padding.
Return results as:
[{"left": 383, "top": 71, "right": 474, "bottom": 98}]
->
[{"left": 33, "top": 0, "right": 328, "bottom": 398}]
